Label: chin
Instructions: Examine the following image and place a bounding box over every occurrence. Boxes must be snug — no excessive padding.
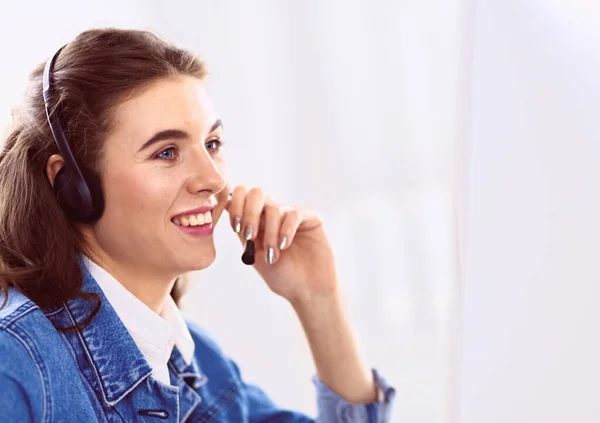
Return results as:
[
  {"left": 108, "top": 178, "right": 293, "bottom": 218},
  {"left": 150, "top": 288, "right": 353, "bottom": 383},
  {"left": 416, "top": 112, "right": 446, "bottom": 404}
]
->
[{"left": 181, "top": 248, "right": 216, "bottom": 272}]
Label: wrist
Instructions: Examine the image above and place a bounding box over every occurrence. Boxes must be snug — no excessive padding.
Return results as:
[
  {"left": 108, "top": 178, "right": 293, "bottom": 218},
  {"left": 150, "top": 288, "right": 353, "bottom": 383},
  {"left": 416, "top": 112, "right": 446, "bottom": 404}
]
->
[
  {"left": 287, "top": 287, "right": 342, "bottom": 315},
  {"left": 289, "top": 286, "right": 378, "bottom": 404},
  {"left": 288, "top": 288, "right": 346, "bottom": 331}
]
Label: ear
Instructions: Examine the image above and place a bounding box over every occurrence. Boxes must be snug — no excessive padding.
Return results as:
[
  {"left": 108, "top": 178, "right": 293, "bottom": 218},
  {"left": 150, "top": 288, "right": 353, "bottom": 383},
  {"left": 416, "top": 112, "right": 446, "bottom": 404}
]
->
[{"left": 46, "top": 154, "right": 65, "bottom": 187}]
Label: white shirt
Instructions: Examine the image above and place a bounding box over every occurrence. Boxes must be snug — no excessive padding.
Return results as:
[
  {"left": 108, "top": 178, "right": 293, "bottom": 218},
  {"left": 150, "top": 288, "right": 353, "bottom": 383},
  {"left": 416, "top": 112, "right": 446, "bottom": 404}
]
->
[{"left": 82, "top": 256, "right": 195, "bottom": 386}]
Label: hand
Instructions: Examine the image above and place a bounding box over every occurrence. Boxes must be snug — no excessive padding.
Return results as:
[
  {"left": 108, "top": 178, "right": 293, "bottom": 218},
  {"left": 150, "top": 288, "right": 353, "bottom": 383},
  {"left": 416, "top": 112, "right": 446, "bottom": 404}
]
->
[
  {"left": 225, "top": 186, "right": 339, "bottom": 304},
  {"left": 224, "top": 186, "right": 379, "bottom": 404}
]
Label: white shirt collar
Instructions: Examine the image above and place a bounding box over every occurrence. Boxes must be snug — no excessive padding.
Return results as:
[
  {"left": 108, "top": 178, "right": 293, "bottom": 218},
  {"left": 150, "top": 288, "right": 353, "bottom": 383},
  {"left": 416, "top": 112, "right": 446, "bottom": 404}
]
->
[{"left": 82, "top": 256, "right": 195, "bottom": 385}]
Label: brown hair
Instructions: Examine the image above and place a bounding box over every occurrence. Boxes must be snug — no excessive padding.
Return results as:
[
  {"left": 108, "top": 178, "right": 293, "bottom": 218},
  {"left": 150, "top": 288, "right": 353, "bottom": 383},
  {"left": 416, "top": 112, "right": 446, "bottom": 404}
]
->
[{"left": 0, "top": 28, "right": 206, "bottom": 327}]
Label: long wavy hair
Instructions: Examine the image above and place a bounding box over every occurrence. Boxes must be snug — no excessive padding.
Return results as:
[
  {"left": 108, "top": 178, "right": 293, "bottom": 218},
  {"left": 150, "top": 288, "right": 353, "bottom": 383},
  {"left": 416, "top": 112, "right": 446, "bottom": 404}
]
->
[{"left": 0, "top": 28, "right": 206, "bottom": 329}]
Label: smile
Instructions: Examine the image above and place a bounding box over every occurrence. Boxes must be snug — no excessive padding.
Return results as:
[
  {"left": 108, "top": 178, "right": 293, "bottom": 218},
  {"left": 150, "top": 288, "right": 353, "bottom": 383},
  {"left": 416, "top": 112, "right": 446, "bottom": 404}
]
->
[{"left": 172, "top": 211, "right": 213, "bottom": 227}]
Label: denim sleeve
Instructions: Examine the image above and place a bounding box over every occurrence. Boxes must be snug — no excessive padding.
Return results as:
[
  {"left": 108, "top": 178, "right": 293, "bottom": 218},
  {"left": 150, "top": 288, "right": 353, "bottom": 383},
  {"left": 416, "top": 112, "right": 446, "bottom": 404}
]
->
[
  {"left": 0, "top": 330, "right": 46, "bottom": 423},
  {"left": 228, "top": 359, "right": 314, "bottom": 423},
  {"left": 313, "top": 369, "right": 396, "bottom": 423},
  {"left": 235, "top": 357, "right": 395, "bottom": 423},
  {"left": 0, "top": 372, "right": 35, "bottom": 422}
]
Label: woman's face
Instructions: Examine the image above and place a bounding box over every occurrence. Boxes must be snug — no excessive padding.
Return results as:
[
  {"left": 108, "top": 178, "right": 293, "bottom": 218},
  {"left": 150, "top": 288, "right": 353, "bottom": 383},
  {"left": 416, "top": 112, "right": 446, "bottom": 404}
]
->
[{"left": 82, "top": 76, "right": 228, "bottom": 278}]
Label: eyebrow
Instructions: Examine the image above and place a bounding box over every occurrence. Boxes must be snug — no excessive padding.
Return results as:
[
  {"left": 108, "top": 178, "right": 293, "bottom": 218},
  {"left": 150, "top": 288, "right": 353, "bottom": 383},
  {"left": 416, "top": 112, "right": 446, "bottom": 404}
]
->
[{"left": 137, "top": 119, "right": 223, "bottom": 152}]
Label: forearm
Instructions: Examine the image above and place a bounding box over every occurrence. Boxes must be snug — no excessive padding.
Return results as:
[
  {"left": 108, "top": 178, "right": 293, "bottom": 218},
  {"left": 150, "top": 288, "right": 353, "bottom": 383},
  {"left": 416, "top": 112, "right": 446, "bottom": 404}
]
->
[{"left": 291, "top": 291, "right": 377, "bottom": 404}]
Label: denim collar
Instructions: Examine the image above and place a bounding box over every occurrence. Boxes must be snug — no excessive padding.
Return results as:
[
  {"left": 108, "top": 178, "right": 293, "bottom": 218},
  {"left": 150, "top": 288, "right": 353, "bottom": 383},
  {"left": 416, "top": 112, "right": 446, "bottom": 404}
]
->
[
  {"left": 57, "top": 262, "right": 154, "bottom": 405},
  {"left": 47, "top": 262, "right": 202, "bottom": 407}
]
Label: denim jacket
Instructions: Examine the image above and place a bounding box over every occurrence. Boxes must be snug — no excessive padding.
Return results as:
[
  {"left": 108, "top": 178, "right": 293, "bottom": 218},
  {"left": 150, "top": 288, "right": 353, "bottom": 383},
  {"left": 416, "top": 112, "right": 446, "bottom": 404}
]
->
[{"left": 0, "top": 264, "right": 395, "bottom": 422}]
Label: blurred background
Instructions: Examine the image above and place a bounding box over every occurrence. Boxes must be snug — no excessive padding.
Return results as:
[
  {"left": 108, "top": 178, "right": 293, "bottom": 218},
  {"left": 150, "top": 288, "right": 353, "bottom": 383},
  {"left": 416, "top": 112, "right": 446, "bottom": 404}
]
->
[{"left": 1, "top": 1, "right": 599, "bottom": 422}]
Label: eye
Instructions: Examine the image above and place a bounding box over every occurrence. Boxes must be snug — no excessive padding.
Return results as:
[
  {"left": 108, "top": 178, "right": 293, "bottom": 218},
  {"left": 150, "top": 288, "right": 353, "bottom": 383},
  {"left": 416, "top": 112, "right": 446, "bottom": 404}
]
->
[
  {"left": 155, "top": 146, "right": 179, "bottom": 161},
  {"left": 206, "top": 139, "right": 224, "bottom": 152}
]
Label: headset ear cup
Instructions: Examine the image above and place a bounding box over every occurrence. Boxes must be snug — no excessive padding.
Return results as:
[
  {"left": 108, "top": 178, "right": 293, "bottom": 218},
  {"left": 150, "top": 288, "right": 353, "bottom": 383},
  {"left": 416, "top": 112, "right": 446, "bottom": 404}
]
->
[
  {"left": 53, "top": 166, "right": 105, "bottom": 223},
  {"left": 53, "top": 167, "right": 76, "bottom": 218},
  {"left": 80, "top": 166, "right": 105, "bottom": 222}
]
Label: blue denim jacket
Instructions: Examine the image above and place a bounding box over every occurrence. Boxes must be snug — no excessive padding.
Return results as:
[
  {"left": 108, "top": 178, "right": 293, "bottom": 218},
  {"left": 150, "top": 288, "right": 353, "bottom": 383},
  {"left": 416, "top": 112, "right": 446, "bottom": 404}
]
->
[{"left": 0, "top": 264, "right": 395, "bottom": 422}]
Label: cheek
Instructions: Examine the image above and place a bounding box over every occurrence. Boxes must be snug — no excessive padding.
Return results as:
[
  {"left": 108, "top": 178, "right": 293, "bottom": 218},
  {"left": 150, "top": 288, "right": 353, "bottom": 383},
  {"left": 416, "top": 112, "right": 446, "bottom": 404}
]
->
[{"left": 104, "top": 170, "right": 175, "bottom": 221}]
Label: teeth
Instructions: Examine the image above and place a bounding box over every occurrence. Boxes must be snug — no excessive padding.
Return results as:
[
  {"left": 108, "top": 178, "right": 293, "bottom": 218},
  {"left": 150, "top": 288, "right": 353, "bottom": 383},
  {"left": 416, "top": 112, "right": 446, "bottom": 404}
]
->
[{"left": 173, "top": 210, "right": 213, "bottom": 226}]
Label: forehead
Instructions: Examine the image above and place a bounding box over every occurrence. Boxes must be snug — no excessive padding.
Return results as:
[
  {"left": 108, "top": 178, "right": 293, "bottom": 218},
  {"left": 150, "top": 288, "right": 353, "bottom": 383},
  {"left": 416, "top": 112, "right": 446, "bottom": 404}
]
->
[{"left": 111, "top": 76, "right": 217, "bottom": 139}]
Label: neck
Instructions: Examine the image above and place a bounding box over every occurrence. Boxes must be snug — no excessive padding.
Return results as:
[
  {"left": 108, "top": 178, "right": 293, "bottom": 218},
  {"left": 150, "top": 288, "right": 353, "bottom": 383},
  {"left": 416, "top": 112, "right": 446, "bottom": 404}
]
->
[{"left": 84, "top": 251, "right": 177, "bottom": 314}]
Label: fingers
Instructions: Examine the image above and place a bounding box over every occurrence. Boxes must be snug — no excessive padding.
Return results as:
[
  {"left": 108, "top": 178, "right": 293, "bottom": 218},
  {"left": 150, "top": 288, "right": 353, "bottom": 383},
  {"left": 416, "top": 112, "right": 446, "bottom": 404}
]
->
[
  {"left": 228, "top": 185, "right": 247, "bottom": 234},
  {"left": 262, "top": 203, "right": 281, "bottom": 263},
  {"left": 278, "top": 208, "right": 302, "bottom": 251},
  {"left": 227, "top": 185, "right": 318, "bottom": 265},
  {"left": 241, "top": 188, "right": 266, "bottom": 241}
]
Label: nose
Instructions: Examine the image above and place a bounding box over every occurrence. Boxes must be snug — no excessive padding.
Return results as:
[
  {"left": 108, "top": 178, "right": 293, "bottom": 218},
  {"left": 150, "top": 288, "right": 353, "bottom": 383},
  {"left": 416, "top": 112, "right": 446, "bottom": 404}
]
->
[{"left": 187, "top": 150, "right": 226, "bottom": 196}]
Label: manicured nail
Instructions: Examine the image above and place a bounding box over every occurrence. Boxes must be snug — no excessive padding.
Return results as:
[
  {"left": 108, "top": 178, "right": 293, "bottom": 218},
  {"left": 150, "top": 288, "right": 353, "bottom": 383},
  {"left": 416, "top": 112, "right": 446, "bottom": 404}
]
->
[
  {"left": 243, "top": 225, "right": 253, "bottom": 241},
  {"left": 279, "top": 236, "right": 287, "bottom": 250},
  {"left": 233, "top": 217, "right": 241, "bottom": 233},
  {"left": 266, "top": 247, "right": 275, "bottom": 265}
]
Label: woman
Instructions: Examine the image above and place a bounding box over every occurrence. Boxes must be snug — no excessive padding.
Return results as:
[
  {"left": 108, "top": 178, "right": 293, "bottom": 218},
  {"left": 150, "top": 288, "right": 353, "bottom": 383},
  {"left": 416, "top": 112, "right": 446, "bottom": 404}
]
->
[{"left": 0, "top": 28, "right": 395, "bottom": 422}]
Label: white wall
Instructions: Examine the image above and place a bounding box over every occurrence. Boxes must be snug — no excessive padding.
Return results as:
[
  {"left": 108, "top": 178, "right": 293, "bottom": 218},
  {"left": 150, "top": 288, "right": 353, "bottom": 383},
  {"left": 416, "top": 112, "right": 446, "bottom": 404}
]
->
[
  {"left": 1, "top": 1, "right": 465, "bottom": 421},
  {"left": 458, "top": 1, "right": 600, "bottom": 422},
  {"left": 165, "top": 2, "right": 463, "bottom": 420},
  {"left": 10, "top": 2, "right": 597, "bottom": 421}
]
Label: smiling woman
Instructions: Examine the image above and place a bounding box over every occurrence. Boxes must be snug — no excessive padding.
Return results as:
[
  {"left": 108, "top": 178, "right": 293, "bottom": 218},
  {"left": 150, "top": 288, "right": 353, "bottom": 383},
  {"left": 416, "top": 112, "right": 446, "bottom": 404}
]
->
[{"left": 0, "top": 28, "right": 395, "bottom": 422}]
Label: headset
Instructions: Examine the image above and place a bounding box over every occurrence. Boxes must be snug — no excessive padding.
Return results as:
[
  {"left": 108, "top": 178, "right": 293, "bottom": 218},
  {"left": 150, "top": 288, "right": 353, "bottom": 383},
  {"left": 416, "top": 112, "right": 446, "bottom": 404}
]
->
[{"left": 42, "top": 46, "right": 105, "bottom": 223}]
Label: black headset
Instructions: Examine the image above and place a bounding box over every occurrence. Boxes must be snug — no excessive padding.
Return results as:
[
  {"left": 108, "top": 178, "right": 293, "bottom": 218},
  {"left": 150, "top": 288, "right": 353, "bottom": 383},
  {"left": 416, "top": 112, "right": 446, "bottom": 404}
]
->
[{"left": 42, "top": 46, "right": 105, "bottom": 223}]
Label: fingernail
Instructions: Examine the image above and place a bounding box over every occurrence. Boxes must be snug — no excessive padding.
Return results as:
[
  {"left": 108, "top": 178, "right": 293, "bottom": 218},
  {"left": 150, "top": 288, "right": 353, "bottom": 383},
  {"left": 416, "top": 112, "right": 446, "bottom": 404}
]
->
[
  {"left": 243, "top": 225, "right": 253, "bottom": 240},
  {"left": 233, "top": 217, "right": 241, "bottom": 233},
  {"left": 279, "top": 236, "right": 287, "bottom": 250},
  {"left": 266, "top": 247, "right": 275, "bottom": 265}
]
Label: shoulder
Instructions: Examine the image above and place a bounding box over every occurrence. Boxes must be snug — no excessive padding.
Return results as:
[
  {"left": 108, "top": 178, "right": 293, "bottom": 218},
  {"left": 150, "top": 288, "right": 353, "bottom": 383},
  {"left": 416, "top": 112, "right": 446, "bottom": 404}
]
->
[
  {"left": 0, "top": 287, "right": 41, "bottom": 367},
  {"left": 0, "top": 288, "right": 47, "bottom": 420},
  {"left": 0, "top": 288, "right": 49, "bottom": 378},
  {"left": 185, "top": 319, "right": 231, "bottom": 364},
  {"left": 185, "top": 319, "right": 225, "bottom": 355},
  {"left": 185, "top": 319, "right": 244, "bottom": 379},
  {"left": 0, "top": 287, "right": 65, "bottom": 382},
  {"left": 184, "top": 320, "right": 314, "bottom": 422},
  {"left": 0, "top": 286, "right": 39, "bottom": 328}
]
